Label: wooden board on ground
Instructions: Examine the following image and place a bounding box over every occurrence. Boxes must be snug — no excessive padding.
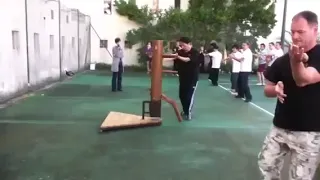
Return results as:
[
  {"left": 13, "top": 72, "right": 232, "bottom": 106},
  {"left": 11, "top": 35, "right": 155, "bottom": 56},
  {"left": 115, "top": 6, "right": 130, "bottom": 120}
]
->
[{"left": 100, "top": 111, "right": 162, "bottom": 132}]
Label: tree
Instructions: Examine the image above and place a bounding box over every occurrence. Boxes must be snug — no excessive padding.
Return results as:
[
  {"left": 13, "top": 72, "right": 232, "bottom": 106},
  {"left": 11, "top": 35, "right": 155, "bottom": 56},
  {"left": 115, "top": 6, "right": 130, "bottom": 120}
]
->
[{"left": 114, "top": 0, "right": 277, "bottom": 65}]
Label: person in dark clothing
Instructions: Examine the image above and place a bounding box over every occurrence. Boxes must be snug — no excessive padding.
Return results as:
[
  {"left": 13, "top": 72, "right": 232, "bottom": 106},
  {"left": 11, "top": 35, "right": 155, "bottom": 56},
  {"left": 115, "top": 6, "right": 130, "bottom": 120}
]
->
[
  {"left": 258, "top": 11, "right": 320, "bottom": 180},
  {"left": 145, "top": 42, "right": 152, "bottom": 73},
  {"left": 172, "top": 41, "right": 180, "bottom": 76},
  {"left": 170, "top": 37, "right": 200, "bottom": 120},
  {"left": 199, "top": 46, "right": 205, "bottom": 73}
]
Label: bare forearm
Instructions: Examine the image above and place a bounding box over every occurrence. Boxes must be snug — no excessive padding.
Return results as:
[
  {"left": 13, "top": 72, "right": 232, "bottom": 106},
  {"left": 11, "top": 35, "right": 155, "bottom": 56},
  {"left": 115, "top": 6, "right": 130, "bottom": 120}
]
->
[
  {"left": 264, "top": 84, "right": 277, "bottom": 97},
  {"left": 178, "top": 56, "right": 190, "bottom": 62},
  {"left": 290, "top": 62, "right": 310, "bottom": 86}
]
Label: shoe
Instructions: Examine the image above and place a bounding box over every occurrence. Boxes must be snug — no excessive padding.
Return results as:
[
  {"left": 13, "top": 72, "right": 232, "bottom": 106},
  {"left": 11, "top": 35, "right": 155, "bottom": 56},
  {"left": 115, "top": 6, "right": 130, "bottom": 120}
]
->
[
  {"left": 230, "top": 90, "right": 238, "bottom": 96},
  {"left": 244, "top": 99, "right": 252, "bottom": 103},
  {"left": 185, "top": 114, "right": 192, "bottom": 121},
  {"left": 180, "top": 111, "right": 188, "bottom": 120},
  {"left": 235, "top": 95, "right": 243, "bottom": 99}
]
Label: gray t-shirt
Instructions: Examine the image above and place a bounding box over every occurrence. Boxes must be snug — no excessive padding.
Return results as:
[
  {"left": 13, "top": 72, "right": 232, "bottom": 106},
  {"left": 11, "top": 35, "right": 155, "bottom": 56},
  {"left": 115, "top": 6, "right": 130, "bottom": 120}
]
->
[{"left": 258, "top": 49, "right": 267, "bottom": 64}]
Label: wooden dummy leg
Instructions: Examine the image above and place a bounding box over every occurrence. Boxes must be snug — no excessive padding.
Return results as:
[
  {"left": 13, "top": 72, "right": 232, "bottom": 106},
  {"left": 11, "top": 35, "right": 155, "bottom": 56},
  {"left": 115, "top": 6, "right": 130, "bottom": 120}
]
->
[{"left": 161, "top": 93, "right": 182, "bottom": 122}]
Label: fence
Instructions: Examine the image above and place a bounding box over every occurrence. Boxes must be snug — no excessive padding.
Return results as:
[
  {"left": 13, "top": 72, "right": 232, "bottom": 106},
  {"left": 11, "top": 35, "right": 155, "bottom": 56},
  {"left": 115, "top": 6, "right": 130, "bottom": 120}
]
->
[{"left": 0, "top": 0, "right": 91, "bottom": 103}]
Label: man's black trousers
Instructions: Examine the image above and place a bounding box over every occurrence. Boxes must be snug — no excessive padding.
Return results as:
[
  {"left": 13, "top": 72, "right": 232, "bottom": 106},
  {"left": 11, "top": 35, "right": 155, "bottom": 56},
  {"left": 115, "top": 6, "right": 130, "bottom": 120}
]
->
[
  {"left": 208, "top": 68, "right": 219, "bottom": 86},
  {"left": 179, "top": 76, "right": 198, "bottom": 115},
  {"left": 237, "top": 72, "right": 252, "bottom": 100}
]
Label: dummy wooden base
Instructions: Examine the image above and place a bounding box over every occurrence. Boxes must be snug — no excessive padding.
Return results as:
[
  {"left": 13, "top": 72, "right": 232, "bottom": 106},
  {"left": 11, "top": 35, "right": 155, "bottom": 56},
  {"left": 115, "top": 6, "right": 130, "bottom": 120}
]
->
[{"left": 100, "top": 111, "right": 162, "bottom": 132}]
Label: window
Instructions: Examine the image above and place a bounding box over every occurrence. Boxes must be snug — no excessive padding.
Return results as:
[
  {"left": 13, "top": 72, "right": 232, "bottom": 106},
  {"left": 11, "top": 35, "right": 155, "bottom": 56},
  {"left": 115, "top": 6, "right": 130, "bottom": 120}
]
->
[
  {"left": 174, "top": 0, "right": 180, "bottom": 9},
  {"left": 100, "top": 40, "right": 108, "bottom": 48},
  {"left": 66, "top": 15, "right": 69, "bottom": 23},
  {"left": 12, "top": 31, "right": 20, "bottom": 51},
  {"left": 104, "top": 0, "right": 112, "bottom": 15},
  {"left": 72, "top": 37, "right": 75, "bottom": 48},
  {"left": 50, "top": 35, "right": 54, "bottom": 49},
  {"left": 51, "top": 10, "right": 54, "bottom": 19},
  {"left": 34, "top": 33, "right": 40, "bottom": 54},
  {"left": 61, "top": 36, "right": 65, "bottom": 52}
]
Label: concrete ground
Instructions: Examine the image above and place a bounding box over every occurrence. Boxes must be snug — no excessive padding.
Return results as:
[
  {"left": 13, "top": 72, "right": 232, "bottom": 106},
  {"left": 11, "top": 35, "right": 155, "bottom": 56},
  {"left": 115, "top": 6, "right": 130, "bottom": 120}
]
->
[{"left": 0, "top": 71, "right": 319, "bottom": 180}]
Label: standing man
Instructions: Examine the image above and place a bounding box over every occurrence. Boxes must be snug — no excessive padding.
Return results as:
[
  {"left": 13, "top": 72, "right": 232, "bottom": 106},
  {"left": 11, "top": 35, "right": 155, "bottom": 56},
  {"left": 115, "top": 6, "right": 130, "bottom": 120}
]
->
[
  {"left": 258, "top": 11, "right": 320, "bottom": 180},
  {"left": 111, "top": 37, "right": 124, "bottom": 92},
  {"left": 275, "top": 41, "right": 284, "bottom": 58},
  {"left": 199, "top": 46, "right": 205, "bottom": 73},
  {"left": 171, "top": 41, "right": 180, "bottom": 76},
  {"left": 266, "top": 42, "right": 276, "bottom": 66},
  {"left": 255, "top": 43, "right": 267, "bottom": 85},
  {"left": 233, "top": 42, "right": 253, "bottom": 102},
  {"left": 207, "top": 42, "right": 222, "bottom": 86},
  {"left": 170, "top": 37, "right": 200, "bottom": 120},
  {"left": 228, "top": 44, "right": 242, "bottom": 95},
  {"left": 145, "top": 42, "right": 152, "bottom": 73}
]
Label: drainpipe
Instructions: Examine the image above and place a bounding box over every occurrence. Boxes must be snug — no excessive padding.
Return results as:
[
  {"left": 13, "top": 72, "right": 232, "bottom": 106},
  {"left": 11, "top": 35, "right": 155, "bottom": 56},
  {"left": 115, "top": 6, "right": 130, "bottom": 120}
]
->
[
  {"left": 58, "top": 0, "right": 62, "bottom": 80},
  {"left": 77, "top": 10, "right": 80, "bottom": 71},
  {"left": 280, "top": 0, "right": 288, "bottom": 50},
  {"left": 24, "top": 0, "right": 30, "bottom": 86}
]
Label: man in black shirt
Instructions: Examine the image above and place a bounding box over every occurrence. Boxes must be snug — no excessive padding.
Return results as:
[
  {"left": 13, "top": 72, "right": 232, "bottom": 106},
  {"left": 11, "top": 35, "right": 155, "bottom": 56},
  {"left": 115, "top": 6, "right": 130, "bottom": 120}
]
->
[
  {"left": 258, "top": 11, "right": 320, "bottom": 180},
  {"left": 172, "top": 41, "right": 181, "bottom": 76},
  {"left": 171, "top": 37, "right": 200, "bottom": 120}
]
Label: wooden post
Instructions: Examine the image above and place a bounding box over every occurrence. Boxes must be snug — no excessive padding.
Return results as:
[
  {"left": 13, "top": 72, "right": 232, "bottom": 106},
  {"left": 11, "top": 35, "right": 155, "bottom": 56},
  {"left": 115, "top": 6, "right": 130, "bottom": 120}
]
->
[{"left": 149, "top": 40, "right": 163, "bottom": 117}]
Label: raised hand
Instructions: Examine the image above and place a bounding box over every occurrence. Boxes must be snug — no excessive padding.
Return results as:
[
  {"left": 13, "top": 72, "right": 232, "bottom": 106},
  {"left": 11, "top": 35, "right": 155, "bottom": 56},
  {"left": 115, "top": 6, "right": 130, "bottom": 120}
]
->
[
  {"left": 275, "top": 81, "right": 286, "bottom": 103},
  {"left": 289, "top": 44, "right": 309, "bottom": 63}
]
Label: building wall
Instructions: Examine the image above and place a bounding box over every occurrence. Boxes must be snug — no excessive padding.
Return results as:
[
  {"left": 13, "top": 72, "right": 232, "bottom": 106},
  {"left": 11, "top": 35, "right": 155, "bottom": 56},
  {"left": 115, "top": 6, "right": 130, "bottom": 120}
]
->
[
  {"left": 0, "top": 0, "right": 28, "bottom": 98},
  {"left": 0, "top": 0, "right": 90, "bottom": 103},
  {"left": 60, "top": 0, "right": 189, "bottom": 66}
]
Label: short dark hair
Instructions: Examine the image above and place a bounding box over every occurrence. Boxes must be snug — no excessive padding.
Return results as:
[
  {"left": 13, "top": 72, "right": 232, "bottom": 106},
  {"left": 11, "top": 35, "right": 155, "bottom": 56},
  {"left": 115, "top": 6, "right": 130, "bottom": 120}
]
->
[
  {"left": 179, "top": 37, "right": 191, "bottom": 44},
  {"left": 232, "top": 44, "right": 240, "bottom": 50},
  {"left": 269, "top": 42, "right": 275, "bottom": 46},
  {"left": 211, "top": 42, "right": 219, "bottom": 50},
  {"left": 115, "top": 37, "right": 121, "bottom": 43},
  {"left": 276, "top": 41, "right": 281, "bottom": 45},
  {"left": 242, "top": 42, "right": 250, "bottom": 46},
  {"left": 293, "top": 10, "right": 318, "bottom": 25},
  {"left": 260, "top": 43, "right": 265, "bottom": 47}
]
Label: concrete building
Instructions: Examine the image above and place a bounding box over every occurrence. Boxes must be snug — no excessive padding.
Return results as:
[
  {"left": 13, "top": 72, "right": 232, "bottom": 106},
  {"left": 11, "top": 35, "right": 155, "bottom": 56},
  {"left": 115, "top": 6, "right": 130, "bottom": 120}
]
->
[
  {"left": 60, "top": 0, "right": 189, "bottom": 66},
  {"left": 0, "top": 0, "right": 319, "bottom": 102},
  {"left": 0, "top": 0, "right": 90, "bottom": 102}
]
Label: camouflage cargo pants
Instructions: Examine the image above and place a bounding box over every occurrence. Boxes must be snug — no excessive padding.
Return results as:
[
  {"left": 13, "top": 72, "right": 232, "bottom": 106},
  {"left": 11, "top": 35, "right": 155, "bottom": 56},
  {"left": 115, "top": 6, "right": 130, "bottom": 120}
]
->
[{"left": 258, "top": 126, "right": 320, "bottom": 180}]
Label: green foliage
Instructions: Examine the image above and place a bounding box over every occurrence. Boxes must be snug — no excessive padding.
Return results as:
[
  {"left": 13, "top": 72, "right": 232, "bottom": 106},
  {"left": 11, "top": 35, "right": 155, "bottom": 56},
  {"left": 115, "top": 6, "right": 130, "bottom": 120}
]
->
[
  {"left": 114, "top": 0, "right": 277, "bottom": 65},
  {"left": 114, "top": 0, "right": 154, "bottom": 26}
]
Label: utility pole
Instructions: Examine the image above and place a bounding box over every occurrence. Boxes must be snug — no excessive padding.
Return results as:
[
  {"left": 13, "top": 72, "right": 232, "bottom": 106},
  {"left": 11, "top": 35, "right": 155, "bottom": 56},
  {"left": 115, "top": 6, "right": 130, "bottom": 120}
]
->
[{"left": 280, "top": 0, "right": 288, "bottom": 49}]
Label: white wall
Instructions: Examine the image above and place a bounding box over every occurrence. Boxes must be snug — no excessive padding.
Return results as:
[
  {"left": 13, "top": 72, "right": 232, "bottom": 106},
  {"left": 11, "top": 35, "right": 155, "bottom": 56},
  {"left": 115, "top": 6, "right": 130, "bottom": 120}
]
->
[
  {"left": 0, "top": 0, "right": 28, "bottom": 99},
  {"left": 60, "top": 0, "right": 189, "bottom": 65},
  {"left": 27, "top": 0, "right": 60, "bottom": 85},
  {"left": 0, "top": 0, "right": 90, "bottom": 102}
]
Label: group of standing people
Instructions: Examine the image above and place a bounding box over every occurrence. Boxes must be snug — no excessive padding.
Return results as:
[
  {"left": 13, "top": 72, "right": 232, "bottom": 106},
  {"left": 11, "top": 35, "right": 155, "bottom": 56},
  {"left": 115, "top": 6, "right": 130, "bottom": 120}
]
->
[
  {"left": 110, "top": 10, "right": 320, "bottom": 179},
  {"left": 255, "top": 42, "right": 284, "bottom": 86}
]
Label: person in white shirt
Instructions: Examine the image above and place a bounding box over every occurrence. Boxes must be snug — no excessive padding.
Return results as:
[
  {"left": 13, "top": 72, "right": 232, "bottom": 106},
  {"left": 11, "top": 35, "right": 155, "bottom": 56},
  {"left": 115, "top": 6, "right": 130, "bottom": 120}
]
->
[
  {"left": 208, "top": 43, "right": 222, "bottom": 86},
  {"left": 254, "top": 43, "right": 268, "bottom": 85},
  {"left": 227, "top": 44, "right": 242, "bottom": 95},
  {"left": 274, "top": 41, "right": 284, "bottom": 58},
  {"left": 232, "top": 42, "right": 253, "bottom": 102}
]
